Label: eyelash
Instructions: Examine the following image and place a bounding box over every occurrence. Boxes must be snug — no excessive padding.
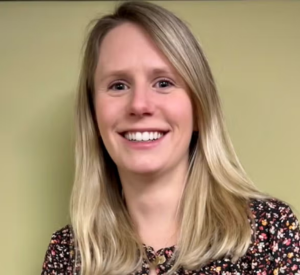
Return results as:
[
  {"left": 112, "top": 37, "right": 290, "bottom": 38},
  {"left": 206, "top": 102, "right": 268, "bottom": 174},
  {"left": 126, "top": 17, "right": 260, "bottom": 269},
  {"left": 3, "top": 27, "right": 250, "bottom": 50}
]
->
[{"left": 109, "top": 79, "right": 174, "bottom": 91}]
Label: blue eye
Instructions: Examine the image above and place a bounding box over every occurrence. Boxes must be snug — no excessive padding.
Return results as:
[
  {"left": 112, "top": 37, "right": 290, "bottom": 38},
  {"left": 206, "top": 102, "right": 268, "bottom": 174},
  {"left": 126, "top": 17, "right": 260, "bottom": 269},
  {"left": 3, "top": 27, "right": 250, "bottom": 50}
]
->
[
  {"left": 156, "top": 79, "right": 174, "bottom": 88},
  {"left": 108, "top": 79, "right": 174, "bottom": 91},
  {"left": 109, "top": 82, "right": 128, "bottom": 91}
]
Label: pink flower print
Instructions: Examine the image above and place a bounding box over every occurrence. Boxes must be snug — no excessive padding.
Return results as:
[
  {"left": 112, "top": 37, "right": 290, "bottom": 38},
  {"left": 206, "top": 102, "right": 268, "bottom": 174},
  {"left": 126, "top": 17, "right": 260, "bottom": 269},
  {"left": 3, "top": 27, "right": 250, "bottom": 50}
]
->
[
  {"left": 270, "top": 226, "right": 276, "bottom": 234},
  {"left": 259, "top": 233, "right": 267, "bottom": 240},
  {"left": 283, "top": 238, "right": 291, "bottom": 246},
  {"left": 277, "top": 229, "right": 284, "bottom": 238},
  {"left": 258, "top": 242, "right": 264, "bottom": 252},
  {"left": 165, "top": 249, "right": 173, "bottom": 257},
  {"left": 272, "top": 241, "right": 279, "bottom": 252}
]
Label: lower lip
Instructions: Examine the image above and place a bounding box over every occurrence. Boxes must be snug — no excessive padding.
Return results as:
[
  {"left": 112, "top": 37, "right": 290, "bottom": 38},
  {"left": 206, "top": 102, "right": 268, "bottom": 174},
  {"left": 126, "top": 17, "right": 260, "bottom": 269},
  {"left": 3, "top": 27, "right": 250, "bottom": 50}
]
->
[{"left": 121, "top": 133, "right": 168, "bottom": 149}]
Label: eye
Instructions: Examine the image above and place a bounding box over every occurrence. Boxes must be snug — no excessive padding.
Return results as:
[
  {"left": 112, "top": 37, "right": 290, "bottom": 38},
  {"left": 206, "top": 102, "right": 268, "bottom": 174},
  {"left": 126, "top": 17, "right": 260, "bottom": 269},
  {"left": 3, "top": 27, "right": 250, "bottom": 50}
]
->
[
  {"left": 155, "top": 79, "right": 174, "bottom": 89},
  {"left": 109, "top": 82, "right": 129, "bottom": 91}
]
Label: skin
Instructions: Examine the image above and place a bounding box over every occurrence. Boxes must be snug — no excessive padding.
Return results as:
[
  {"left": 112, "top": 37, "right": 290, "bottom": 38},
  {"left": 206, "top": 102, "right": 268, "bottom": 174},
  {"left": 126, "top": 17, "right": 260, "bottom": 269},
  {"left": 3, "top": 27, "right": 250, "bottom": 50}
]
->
[{"left": 94, "top": 22, "right": 194, "bottom": 273}]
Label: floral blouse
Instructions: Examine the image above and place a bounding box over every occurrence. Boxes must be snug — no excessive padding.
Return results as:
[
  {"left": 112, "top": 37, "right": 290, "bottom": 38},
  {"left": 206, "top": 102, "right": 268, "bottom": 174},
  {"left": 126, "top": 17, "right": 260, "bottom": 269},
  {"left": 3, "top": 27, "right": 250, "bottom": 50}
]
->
[{"left": 41, "top": 198, "right": 300, "bottom": 274}]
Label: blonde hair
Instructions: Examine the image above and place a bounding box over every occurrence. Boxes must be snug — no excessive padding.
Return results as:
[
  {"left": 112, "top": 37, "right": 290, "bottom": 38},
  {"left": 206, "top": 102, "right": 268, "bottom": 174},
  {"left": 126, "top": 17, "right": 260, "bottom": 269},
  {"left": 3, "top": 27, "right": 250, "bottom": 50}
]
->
[{"left": 70, "top": 1, "right": 268, "bottom": 274}]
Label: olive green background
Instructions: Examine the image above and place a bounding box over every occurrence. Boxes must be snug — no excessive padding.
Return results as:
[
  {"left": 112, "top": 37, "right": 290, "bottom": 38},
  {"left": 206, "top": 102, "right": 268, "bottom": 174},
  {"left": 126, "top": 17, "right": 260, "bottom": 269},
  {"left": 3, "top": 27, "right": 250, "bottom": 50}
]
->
[{"left": 0, "top": 1, "right": 299, "bottom": 274}]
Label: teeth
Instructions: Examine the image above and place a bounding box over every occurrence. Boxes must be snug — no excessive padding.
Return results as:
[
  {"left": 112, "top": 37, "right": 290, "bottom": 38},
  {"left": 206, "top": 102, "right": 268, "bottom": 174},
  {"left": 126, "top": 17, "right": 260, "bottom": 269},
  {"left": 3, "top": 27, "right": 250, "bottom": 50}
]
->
[
  {"left": 124, "top": 131, "right": 165, "bottom": 142},
  {"left": 136, "top": 132, "right": 142, "bottom": 141},
  {"left": 142, "top": 132, "right": 149, "bottom": 141}
]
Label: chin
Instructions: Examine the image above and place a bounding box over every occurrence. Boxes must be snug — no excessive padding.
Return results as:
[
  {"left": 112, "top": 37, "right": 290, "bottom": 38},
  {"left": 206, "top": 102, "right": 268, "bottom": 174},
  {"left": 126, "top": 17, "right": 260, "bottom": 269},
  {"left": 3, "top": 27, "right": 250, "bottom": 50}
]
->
[
  {"left": 123, "top": 162, "right": 164, "bottom": 175},
  {"left": 128, "top": 166, "right": 162, "bottom": 175}
]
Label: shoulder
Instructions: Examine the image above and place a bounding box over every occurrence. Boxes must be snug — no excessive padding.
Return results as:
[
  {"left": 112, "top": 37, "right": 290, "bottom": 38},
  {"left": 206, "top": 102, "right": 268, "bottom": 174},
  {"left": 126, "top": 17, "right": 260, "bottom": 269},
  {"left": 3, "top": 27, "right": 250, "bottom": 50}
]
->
[
  {"left": 249, "top": 197, "right": 299, "bottom": 227},
  {"left": 246, "top": 198, "right": 300, "bottom": 273},
  {"left": 46, "top": 224, "right": 75, "bottom": 252},
  {"left": 49, "top": 224, "right": 74, "bottom": 245},
  {"left": 42, "top": 225, "right": 76, "bottom": 275},
  {"left": 249, "top": 197, "right": 300, "bottom": 238}
]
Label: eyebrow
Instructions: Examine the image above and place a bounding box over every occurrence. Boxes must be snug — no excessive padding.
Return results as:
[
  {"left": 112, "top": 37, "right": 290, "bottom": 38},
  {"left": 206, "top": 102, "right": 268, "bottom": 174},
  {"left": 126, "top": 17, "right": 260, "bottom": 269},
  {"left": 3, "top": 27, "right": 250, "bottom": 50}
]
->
[{"left": 97, "top": 67, "right": 177, "bottom": 83}]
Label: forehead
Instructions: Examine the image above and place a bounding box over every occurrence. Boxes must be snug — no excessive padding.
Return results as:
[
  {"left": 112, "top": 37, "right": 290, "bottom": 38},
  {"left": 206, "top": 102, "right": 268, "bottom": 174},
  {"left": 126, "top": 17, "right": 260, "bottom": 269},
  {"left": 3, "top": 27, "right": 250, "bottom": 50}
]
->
[{"left": 96, "top": 22, "right": 177, "bottom": 76}]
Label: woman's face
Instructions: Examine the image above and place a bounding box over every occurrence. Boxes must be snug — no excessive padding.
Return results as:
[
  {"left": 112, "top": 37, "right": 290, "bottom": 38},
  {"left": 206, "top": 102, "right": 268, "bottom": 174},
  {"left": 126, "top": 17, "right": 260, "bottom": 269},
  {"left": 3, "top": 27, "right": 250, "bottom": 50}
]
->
[{"left": 94, "top": 22, "right": 194, "bottom": 177}]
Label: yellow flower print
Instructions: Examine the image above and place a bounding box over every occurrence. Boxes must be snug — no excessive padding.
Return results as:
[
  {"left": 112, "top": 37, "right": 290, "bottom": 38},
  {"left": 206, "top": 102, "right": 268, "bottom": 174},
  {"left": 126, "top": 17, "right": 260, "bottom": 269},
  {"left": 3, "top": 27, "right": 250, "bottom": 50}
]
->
[
  {"left": 262, "top": 219, "right": 267, "bottom": 226},
  {"left": 288, "top": 252, "right": 294, "bottom": 258},
  {"left": 289, "top": 222, "right": 297, "bottom": 230}
]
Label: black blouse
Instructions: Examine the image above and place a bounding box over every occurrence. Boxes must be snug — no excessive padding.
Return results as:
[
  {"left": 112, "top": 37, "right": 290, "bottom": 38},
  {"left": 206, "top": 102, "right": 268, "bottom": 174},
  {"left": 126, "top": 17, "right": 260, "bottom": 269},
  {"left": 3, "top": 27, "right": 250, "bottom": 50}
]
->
[{"left": 41, "top": 198, "right": 300, "bottom": 274}]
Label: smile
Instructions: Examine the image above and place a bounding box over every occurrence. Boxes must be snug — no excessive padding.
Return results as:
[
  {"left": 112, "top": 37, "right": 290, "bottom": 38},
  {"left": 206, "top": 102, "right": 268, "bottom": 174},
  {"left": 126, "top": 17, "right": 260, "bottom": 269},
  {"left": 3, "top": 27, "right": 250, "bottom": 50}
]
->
[{"left": 123, "top": 131, "right": 167, "bottom": 142}]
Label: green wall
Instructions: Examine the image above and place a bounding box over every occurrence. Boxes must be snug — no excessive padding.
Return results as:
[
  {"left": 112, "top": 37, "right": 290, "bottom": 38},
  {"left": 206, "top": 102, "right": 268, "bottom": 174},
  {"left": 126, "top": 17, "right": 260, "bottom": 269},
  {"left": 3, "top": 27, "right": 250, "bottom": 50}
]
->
[{"left": 0, "top": 1, "right": 299, "bottom": 274}]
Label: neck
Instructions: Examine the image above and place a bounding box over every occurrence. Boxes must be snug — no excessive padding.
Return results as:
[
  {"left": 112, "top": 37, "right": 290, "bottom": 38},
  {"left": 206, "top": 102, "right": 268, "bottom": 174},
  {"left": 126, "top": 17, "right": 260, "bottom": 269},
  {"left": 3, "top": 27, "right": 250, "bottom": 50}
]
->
[{"left": 119, "top": 163, "right": 188, "bottom": 251}]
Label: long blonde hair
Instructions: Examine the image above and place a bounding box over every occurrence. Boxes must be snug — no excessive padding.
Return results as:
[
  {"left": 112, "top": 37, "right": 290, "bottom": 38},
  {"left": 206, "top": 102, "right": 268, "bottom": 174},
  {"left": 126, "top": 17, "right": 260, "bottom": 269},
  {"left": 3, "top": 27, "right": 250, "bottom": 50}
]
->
[{"left": 70, "top": 1, "right": 268, "bottom": 274}]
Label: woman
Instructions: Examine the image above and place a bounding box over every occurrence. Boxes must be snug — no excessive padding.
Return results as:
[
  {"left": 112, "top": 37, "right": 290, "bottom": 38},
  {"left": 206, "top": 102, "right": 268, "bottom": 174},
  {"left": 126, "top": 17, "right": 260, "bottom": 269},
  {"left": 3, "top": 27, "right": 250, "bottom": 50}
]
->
[{"left": 42, "top": 1, "right": 300, "bottom": 275}]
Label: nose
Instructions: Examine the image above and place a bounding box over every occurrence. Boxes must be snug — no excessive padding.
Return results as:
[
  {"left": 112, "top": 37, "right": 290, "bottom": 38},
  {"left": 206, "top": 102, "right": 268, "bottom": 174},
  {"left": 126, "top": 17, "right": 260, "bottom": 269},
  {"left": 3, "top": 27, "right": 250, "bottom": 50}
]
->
[{"left": 128, "top": 85, "right": 155, "bottom": 117}]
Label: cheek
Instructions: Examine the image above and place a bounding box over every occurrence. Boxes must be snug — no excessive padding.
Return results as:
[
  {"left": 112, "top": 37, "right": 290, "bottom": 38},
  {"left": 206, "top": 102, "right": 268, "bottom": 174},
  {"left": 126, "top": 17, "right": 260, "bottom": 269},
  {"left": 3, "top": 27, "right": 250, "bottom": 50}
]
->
[
  {"left": 167, "top": 95, "right": 194, "bottom": 131},
  {"left": 94, "top": 97, "right": 117, "bottom": 138}
]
